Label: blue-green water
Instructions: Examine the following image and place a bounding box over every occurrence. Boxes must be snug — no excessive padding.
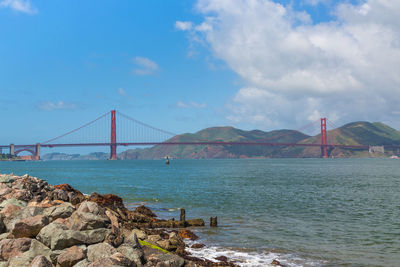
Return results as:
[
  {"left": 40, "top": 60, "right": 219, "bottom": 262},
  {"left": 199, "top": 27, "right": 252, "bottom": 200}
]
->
[{"left": 1, "top": 159, "right": 399, "bottom": 266}]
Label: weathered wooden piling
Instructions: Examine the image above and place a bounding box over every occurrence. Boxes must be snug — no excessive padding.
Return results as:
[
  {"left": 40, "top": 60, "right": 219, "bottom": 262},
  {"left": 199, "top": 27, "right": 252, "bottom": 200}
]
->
[
  {"left": 180, "top": 208, "right": 186, "bottom": 222},
  {"left": 210, "top": 216, "right": 218, "bottom": 227}
]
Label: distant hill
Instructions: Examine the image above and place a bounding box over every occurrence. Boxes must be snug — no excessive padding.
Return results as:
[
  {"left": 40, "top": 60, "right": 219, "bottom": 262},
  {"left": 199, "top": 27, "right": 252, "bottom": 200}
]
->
[
  {"left": 42, "top": 152, "right": 109, "bottom": 161},
  {"left": 118, "top": 122, "right": 400, "bottom": 159}
]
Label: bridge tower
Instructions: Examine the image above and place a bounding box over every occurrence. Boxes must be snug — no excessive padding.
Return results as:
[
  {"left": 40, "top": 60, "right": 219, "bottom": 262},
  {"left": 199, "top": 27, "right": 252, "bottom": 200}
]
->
[
  {"left": 110, "top": 110, "right": 117, "bottom": 160},
  {"left": 320, "top": 118, "right": 328, "bottom": 158},
  {"left": 35, "top": 143, "right": 41, "bottom": 160},
  {"left": 10, "top": 144, "right": 15, "bottom": 156}
]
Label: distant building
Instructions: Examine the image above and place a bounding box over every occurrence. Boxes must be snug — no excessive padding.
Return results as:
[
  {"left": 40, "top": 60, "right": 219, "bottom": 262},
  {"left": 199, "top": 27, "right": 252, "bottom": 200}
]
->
[{"left": 369, "top": 146, "right": 385, "bottom": 154}]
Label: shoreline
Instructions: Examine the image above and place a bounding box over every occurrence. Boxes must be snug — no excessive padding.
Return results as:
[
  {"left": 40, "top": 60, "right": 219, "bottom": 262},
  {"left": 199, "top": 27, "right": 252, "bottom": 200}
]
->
[{"left": 0, "top": 172, "right": 269, "bottom": 267}]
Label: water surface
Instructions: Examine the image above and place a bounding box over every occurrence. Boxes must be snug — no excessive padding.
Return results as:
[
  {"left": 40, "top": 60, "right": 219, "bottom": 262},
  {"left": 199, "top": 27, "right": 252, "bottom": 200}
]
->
[{"left": 1, "top": 159, "right": 399, "bottom": 266}]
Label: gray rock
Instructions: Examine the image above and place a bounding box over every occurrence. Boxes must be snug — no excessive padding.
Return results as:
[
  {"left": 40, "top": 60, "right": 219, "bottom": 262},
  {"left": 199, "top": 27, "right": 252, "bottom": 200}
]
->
[
  {"left": 52, "top": 189, "right": 69, "bottom": 202},
  {"left": 87, "top": 243, "right": 117, "bottom": 262},
  {"left": 77, "top": 201, "right": 106, "bottom": 216},
  {"left": 69, "top": 211, "right": 110, "bottom": 231},
  {"left": 57, "top": 245, "right": 86, "bottom": 267},
  {"left": 146, "top": 235, "right": 161, "bottom": 244},
  {"left": 73, "top": 259, "right": 90, "bottom": 267},
  {"left": 0, "top": 198, "right": 27, "bottom": 209},
  {"left": 7, "top": 256, "right": 31, "bottom": 267},
  {"left": 125, "top": 232, "right": 140, "bottom": 248},
  {"left": 29, "top": 255, "right": 53, "bottom": 267},
  {"left": 3, "top": 206, "right": 43, "bottom": 231},
  {"left": 43, "top": 202, "right": 75, "bottom": 221},
  {"left": 117, "top": 245, "right": 143, "bottom": 266},
  {"left": 37, "top": 222, "right": 112, "bottom": 250},
  {"left": 12, "top": 215, "right": 50, "bottom": 238},
  {"left": 132, "top": 229, "right": 147, "bottom": 240},
  {"left": 146, "top": 253, "right": 185, "bottom": 267},
  {"left": 0, "top": 175, "right": 15, "bottom": 184},
  {"left": 88, "top": 252, "right": 134, "bottom": 267}
]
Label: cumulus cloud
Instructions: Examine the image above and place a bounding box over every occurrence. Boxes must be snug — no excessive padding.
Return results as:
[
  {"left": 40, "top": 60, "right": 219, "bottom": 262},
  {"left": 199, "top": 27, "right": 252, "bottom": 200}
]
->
[
  {"left": 175, "top": 21, "right": 193, "bottom": 31},
  {"left": 37, "top": 101, "right": 77, "bottom": 111},
  {"left": 132, "top": 57, "right": 159, "bottom": 76},
  {"left": 0, "top": 0, "right": 37, "bottom": 14},
  {"left": 176, "top": 101, "right": 207, "bottom": 109},
  {"left": 178, "top": 0, "right": 400, "bottom": 129}
]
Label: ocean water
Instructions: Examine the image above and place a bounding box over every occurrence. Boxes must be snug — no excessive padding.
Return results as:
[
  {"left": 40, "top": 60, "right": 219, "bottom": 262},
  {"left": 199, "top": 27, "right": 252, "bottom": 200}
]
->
[{"left": 1, "top": 158, "right": 399, "bottom": 266}]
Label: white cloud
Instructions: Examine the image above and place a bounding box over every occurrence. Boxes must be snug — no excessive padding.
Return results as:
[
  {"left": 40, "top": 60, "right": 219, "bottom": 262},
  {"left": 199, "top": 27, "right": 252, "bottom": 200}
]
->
[
  {"left": 175, "top": 21, "right": 193, "bottom": 31},
  {"left": 37, "top": 101, "right": 77, "bottom": 111},
  {"left": 132, "top": 57, "right": 159, "bottom": 76},
  {"left": 0, "top": 0, "right": 37, "bottom": 14},
  {"left": 178, "top": 0, "right": 400, "bottom": 129},
  {"left": 176, "top": 101, "right": 206, "bottom": 109}
]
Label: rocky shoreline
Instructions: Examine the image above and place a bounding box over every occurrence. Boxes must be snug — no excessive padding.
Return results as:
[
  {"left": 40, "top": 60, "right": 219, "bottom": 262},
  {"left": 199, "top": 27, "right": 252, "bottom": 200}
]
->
[{"left": 0, "top": 173, "right": 241, "bottom": 267}]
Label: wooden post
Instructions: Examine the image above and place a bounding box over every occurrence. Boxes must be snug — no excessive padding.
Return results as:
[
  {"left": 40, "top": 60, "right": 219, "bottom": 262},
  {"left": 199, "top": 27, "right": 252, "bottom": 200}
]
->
[
  {"left": 180, "top": 208, "right": 186, "bottom": 222},
  {"left": 210, "top": 216, "right": 217, "bottom": 227}
]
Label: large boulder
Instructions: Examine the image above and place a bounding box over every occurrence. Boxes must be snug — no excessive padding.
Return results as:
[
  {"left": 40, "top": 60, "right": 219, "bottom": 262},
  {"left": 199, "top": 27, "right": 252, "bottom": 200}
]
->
[
  {"left": 69, "top": 211, "right": 110, "bottom": 231},
  {"left": 88, "top": 252, "right": 134, "bottom": 267},
  {"left": 0, "top": 204, "right": 22, "bottom": 218},
  {"left": 117, "top": 245, "right": 144, "bottom": 266},
  {"left": 43, "top": 202, "right": 75, "bottom": 221},
  {"left": 0, "top": 238, "right": 32, "bottom": 261},
  {"left": 12, "top": 215, "right": 50, "bottom": 238},
  {"left": 3, "top": 206, "right": 44, "bottom": 232},
  {"left": 145, "top": 252, "right": 185, "bottom": 267},
  {"left": 87, "top": 243, "right": 116, "bottom": 262},
  {"left": 37, "top": 222, "right": 111, "bottom": 250},
  {"left": 53, "top": 184, "right": 85, "bottom": 205},
  {"left": 57, "top": 245, "right": 86, "bottom": 267}
]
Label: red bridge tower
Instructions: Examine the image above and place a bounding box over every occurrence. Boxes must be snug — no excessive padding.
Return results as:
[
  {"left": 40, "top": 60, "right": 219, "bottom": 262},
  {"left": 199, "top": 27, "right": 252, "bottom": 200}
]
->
[
  {"left": 320, "top": 118, "right": 328, "bottom": 158},
  {"left": 110, "top": 110, "right": 117, "bottom": 160}
]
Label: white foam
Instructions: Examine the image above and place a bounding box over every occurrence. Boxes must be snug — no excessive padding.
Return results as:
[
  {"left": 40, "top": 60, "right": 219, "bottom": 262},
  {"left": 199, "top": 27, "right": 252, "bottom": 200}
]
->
[{"left": 185, "top": 240, "right": 326, "bottom": 267}]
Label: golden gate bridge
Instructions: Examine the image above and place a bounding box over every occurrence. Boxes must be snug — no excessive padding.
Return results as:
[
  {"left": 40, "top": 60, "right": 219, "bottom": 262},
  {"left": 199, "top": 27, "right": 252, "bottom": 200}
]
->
[{"left": 1, "top": 110, "right": 398, "bottom": 160}]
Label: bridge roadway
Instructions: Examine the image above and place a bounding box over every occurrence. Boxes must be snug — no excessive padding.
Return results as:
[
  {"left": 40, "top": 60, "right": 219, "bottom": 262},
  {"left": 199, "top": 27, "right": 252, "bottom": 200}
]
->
[{"left": 3, "top": 142, "right": 398, "bottom": 150}]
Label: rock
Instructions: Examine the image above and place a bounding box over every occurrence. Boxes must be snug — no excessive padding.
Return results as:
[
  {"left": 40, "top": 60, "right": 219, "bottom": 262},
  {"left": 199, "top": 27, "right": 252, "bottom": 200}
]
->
[
  {"left": 43, "top": 202, "right": 75, "bottom": 221},
  {"left": 69, "top": 211, "right": 110, "bottom": 231},
  {"left": 87, "top": 243, "right": 117, "bottom": 262},
  {"left": 37, "top": 223, "right": 111, "bottom": 250},
  {"left": 77, "top": 201, "right": 106, "bottom": 216},
  {"left": 88, "top": 193, "right": 126, "bottom": 212},
  {"left": 51, "top": 189, "right": 69, "bottom": 202},
  {"left": 156, "top": 239, "right": 172, "bottom": 251},
  {"left": 145, "top": 252, "right": 185, "bottom": 267},
  {"left": 0, "top": 198, "right": 27, "bottom": 209},
  {"left": 3, "top": 206, "right": 43, "bottom": 231},
  {"left": 37, "top": 222, "right": 83, "bottom": 250},
  {"left": 125, "top": 231, "right": 140, "bottom": 248},
  {"left": 177, "top": 229, "right": 198, "bottom": 241},
  {"left": 23, "top": 239, "right": 52, "bottom": 262},
  {"left": 147, "top": 235, "right": 162, "bottom": 244},
  {"left": 0, "top": 175, "right": 15, "bottom": 184},
  {"left": 4, "top": 188, "right": 33, "bottom": 202},
  {"left": 12, "top": 215, "right": 50, "bottom": 238},
  {"left": 134, "top": 206, "right": 156, "bottom": 218},
  {"left": 0, "top": 238, "right": 31, "bottom": 260},
  {"left": 215, "top": 256, "right": 228, "bottom": 262},
  {"left": 57, "top": 246, "right": 86, "bottom": 267},
  {"left": 0, "top": 233, "right": 12, "bottom": 241},
  {"left": 168, "top": 232, "right": 185, "bottom": 249},
  {"left": 30, "top": 255, "right": 53, "bottom": 267},
  {"left": 7, "top": 256, "right": 31, "bottom": 266},
  {"left": 53, "top": 184, "right": 85, "bottom": 205},
  {"left": 88, "top": 252, "right": 134, "bottom": 267},
  {"left": 132, "top": 229, "right": 147, "bottom": 240},
  {"left": 0, "top": 216, "right": 4, "bottom": 234},
  {"left": 271, "top": 259, "right": 281, "bottom": 265},
  {"left": 190, "top": 243, "right": 205, "bottom": 249},
  {"left": 0, "top": 203, "right": 22, "bottom": 217},
  {"left": 0, "top": 187, "right": 12, "bottom": 197},
  {"left": 73, "top": 259, "right": 90, "bottom": 267},
  {"left": 117, "top": 245, "right": 144, "bottom": 266}
]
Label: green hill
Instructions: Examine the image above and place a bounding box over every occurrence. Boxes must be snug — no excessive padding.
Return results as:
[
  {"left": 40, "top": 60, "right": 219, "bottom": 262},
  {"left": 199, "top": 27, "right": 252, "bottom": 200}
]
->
[{"left": 118, "top": 126, "right": 309, "bottom": 159}]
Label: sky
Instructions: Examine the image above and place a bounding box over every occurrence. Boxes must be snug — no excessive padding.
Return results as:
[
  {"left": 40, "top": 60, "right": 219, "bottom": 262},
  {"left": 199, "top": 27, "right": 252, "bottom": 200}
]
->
[{"left": 1, "top": 0, "right": 399, "bottom": 154}]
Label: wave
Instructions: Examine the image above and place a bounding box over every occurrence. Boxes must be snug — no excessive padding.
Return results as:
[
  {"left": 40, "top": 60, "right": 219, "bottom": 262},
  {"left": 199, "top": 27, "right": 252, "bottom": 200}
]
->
[{"left": 184, "top": 240, "right": 327, "bottom": 267}]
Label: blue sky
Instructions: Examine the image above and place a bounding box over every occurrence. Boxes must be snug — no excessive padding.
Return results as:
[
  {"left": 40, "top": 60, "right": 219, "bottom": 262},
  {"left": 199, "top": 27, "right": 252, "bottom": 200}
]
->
[{"left": 1, "top": 0, "right": 399, "bottom": 154}]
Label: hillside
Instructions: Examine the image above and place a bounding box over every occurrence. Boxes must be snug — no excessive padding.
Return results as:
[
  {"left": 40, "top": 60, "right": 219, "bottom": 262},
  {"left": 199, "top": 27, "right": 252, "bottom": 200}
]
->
[{"left": 118, "top": 122, "right": 400, "bottom": 159}]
